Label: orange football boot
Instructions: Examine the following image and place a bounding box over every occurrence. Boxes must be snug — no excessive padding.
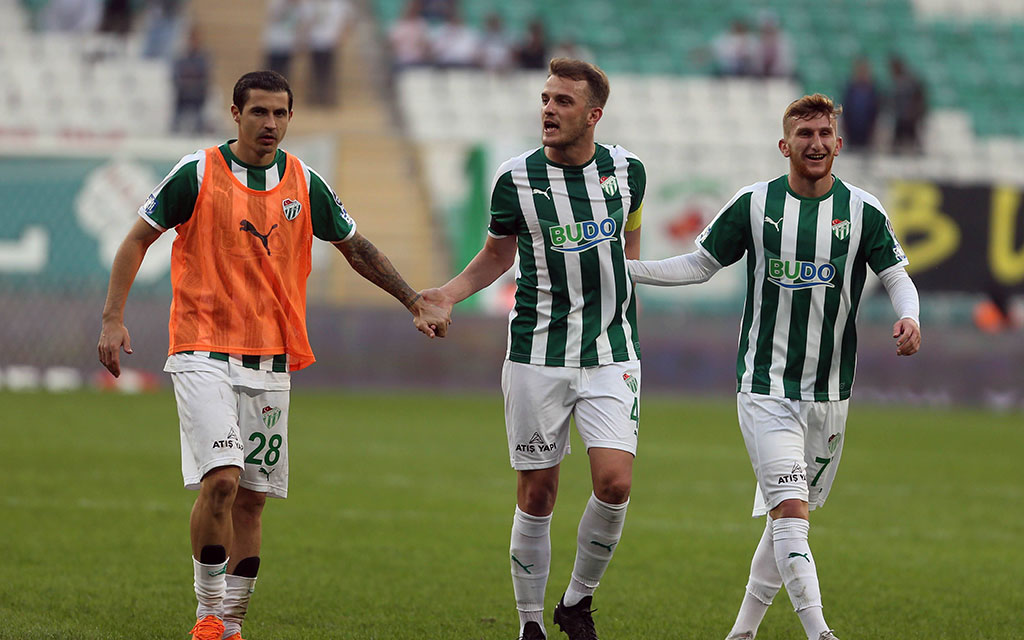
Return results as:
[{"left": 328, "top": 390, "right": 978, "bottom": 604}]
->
[{"left": 188, "top": 615, "right": 225, "bottom": 640}]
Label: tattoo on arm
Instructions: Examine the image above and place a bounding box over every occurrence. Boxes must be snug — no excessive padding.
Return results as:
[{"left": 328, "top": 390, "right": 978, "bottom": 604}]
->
[{"left": 340, "top": 234, "right": 419, "bottom": 308}]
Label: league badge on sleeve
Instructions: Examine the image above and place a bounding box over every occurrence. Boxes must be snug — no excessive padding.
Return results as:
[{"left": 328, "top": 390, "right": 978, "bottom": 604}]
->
[{"left": 282, "top": 198, "right": 302, "bottom": 221}]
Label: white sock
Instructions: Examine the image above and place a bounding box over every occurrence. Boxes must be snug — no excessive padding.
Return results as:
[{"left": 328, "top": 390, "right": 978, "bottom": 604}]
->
[
  {"left": 193, "top": 556, "right": 228, "bottom": 620},
  {"left": 563, "top": 493, "right": 628, "bottom": 607},
  {"left": 772, "top": 518, "right": 829, "bottom": 640},
  {"left": 221, "top": 574, "right": 257, "bottom": 638},
  {"left": 727, "top": 516, "right": 783, "bottom": 639},
  {"left": 511, "top": 507, "right": 551, "bottom": 638}
]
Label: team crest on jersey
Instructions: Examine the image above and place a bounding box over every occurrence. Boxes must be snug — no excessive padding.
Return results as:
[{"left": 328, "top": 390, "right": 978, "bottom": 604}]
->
[
  {"left": 600, "top": 175, "right": 619, "bottom": 196},
  {"left": 549, "top": 218, "right": 619, "bottom": 253},
  {"left": 282, "top": 198, "right": 302, "bottom": 221},
  {"left": 622, "top": 372, "right": 639, "bottom": 393},
  {"left": 831, "top": 218, "right": 851, "bottom": 240},
  {"left": 262, "top": 405, "right": 282, "bottom": 429}
]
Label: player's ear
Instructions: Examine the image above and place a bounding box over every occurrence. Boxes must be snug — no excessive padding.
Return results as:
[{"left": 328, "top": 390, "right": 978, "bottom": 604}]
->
[
  {"left": 231, "top": 104, "right": 241, "bottom": 123},
  {"left": 834, "top": 135, "right": 843, "bottom": 156},
  {"left": 779, "top": 138, "right": 790, "bottom": 158},
  {"left": 588, "top": 106, "right": 603, "bottom": 127}
]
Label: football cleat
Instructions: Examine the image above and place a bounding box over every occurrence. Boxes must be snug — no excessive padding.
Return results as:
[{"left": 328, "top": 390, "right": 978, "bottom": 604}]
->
[
  {"left": 818, "top": 632, "right": 840, "bottom": 640},
  {"left": 188, "top": 615, "right": 224, "bottom": 640},
  {"left": 519, "top": 620, "right": 545, "bottom": 640},
  {"left": 553, "top": 595, "right": 598, "bottom": 640},
  {"left": 223, "top": 634, "right": 245, "bottom": 640},
  {"left": 725, "top": 633, "right": 754, "bottom": 640}
]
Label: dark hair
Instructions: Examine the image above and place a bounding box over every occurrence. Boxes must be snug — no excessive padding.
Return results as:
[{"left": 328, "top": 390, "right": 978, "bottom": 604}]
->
[
  {"left": 783, "top": 93, "right": 843, "bottom": 135},
  {"left": 548, "top": 57, "right": 610, "bottom": 108},
  {"left": 233, "top": 70, "right": 293, "bottom": 112}
]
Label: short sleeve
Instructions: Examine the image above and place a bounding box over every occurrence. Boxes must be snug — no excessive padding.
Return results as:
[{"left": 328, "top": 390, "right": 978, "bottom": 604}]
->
[
  {"left": 626, "top": 157, "right": 646, "bottom": 213},
  {"left": 696, "top": 190, "right": 752, "bottom": 267},
  {"left": 488, "top": 169, "right": 519, "bottom": 237},
  {"left": 861, "top": 202, "right": 908, "bottom": 274},
  {"left": 307, "top": 167, "right": 357, "bottom": 242},
  {"left": 140, "top": 152, "right": 203, "bottom": 230}
]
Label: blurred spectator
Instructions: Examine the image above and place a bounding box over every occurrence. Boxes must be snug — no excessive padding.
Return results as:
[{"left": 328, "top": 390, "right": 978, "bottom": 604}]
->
[
  {"left": 99, "top": 0, "right": 134, "bottom": 36},
  {"left": 307, "top": 0, "right": 356, "bottom": 106},
  {"left": 171, "top": 25, "right": 210, "bottom": 134},
  {"left": 390, "top": 0, "right": 432, "bottom": 68},
  {"left": 479, "top": 12, "right": 514, "bottom": 71},
  {"left": 419, "top": 0, "right": 454, "bottom": 22},
  {"left": 516, "top": 18, "right": 548, "bottom": 69},
  {"left": 712, "top": 19, "right": 757, "bottom": 76},
  {"left": 841, "top": 57, "right": 881, "bottom": 151},
  {"left": 42, "top": 0, "right": 102, "bottom": 32},
  {"left": 264, "top": 0, "right": 305, "bottom": 80},
  {"left": 550, "top": 33, "right": 594, "bottom": 63},
  {"left": 141, "top": 0, "right": 185, "bottom": 59},
  {"left": 430, "top": 6, "right": 481, "bottom": 68},
  {"left": 755, "top": 12, "right": 794, "bottom": 78},
  {"left": 888, "top": 55, "right": 927, "bottom": 154}
]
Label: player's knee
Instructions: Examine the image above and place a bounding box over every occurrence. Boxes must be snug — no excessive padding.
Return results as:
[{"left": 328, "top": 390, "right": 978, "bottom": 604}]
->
[
  {"left": 769, "top": 498, "right": 808, "bottom": 520},
  {"left": 594, "top": 475, "right": 631, "bottom": 504},
  {"left": 200, "top": 468, "right": 240, "bottom": 507},
  {"left": 520, "top": 485, "right": 557, "bottom": 515}
]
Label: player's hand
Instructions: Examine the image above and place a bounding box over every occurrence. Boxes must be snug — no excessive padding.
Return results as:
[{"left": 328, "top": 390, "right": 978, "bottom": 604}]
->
[
  {"left": 98, "top": 319, "right": 133, "bottom": 377},
  {"left": 892, "top": 318, "right": 921, "bottom": 356},
  {"left": 411, "top": 288, "right": 452, "bottom": 338}
]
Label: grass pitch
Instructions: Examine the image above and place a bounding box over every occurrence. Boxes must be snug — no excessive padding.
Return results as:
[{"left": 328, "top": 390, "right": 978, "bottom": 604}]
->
[{"left": 2, "top": 390, "right": 1020, "bottom": 639}]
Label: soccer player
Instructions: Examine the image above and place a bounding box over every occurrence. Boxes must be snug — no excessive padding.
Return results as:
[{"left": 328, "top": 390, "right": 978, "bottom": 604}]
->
[
  {"left": 97, "top": 70, "right": 449, "bottom": 640},
  {"left": 420, "top": 58, "right": 644, "bottom": 640},
  {"left": 628, "top": 94, "right": 922, "bottom": 640}
]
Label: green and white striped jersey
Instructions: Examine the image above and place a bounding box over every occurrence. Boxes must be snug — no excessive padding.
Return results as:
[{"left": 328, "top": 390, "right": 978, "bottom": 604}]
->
[
  {"left": 140, "top": 140, "right": 356, "bottom": 243},
  {"left": 488, "top": 143, "right": 645, "bottom": 367},
  {"left": 698, "top": 175, "right": 908, "bottom": 401},
  {"left": 141, "top": 141, "right": 355, "bottom": 374}
]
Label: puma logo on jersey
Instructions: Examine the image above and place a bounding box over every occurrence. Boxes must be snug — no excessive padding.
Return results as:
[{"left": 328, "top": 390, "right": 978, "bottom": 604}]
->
[
  {"left": 258, "top": 467, "right": 276, "bottom": 480},
  {"left": 240, "top": 219, "right": 278, "bottom": 256},
  {"left": 590, "top": 540, "right": 617, "bottom": 552},
  {"left": 788, "top": 552, "right": 811, "bottom": 563},
  {"left": 764, "top": 215, "right": 783, "bottom": 232},
  {"left": 532, "top": 187, "right": 552, "bottom": 200}
]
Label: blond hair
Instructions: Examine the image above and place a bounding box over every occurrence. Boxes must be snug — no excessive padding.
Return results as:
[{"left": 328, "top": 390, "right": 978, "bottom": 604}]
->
[
  {"left": 548, "top": 57, "right": 610, "bottom": 108},
  {"left": 783, "top": 93, "right": 843, "bottom": 134}
]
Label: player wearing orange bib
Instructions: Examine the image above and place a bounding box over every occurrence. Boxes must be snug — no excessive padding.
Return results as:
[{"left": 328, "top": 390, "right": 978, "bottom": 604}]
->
[{"left": 98, "top": 71, "right": 449, "bottom": 640}]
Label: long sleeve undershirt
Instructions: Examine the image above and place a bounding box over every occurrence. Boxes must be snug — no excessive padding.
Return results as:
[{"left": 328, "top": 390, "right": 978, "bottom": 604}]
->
[{"left": 628, "top": 251, "right": 920, "bottom": 326}]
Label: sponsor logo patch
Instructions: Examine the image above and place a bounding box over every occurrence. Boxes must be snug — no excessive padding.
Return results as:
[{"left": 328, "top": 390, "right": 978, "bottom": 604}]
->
[
  {"left": 767, "top": 258, "right": 836, "bottom": 290},
  {"left": 517, "top": 431, "right": 556, "bottom": 454},
  {"left": 549, "top": 218, "right": 619, "bottom": 253},
  {"left": 777, "top": 462, "right": 806, "bottom": 485}
]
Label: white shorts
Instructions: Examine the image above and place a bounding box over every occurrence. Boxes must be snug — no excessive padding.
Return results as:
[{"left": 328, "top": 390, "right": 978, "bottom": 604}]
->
[
  {"left": 171, "top": 365, "right": 290, "bottom": 498},
  {"left": 502, "top": 360, "right": 640, "bottom": 470},
  {"left": 737, "top": 392, "right": 848, "bottom": 517}
]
